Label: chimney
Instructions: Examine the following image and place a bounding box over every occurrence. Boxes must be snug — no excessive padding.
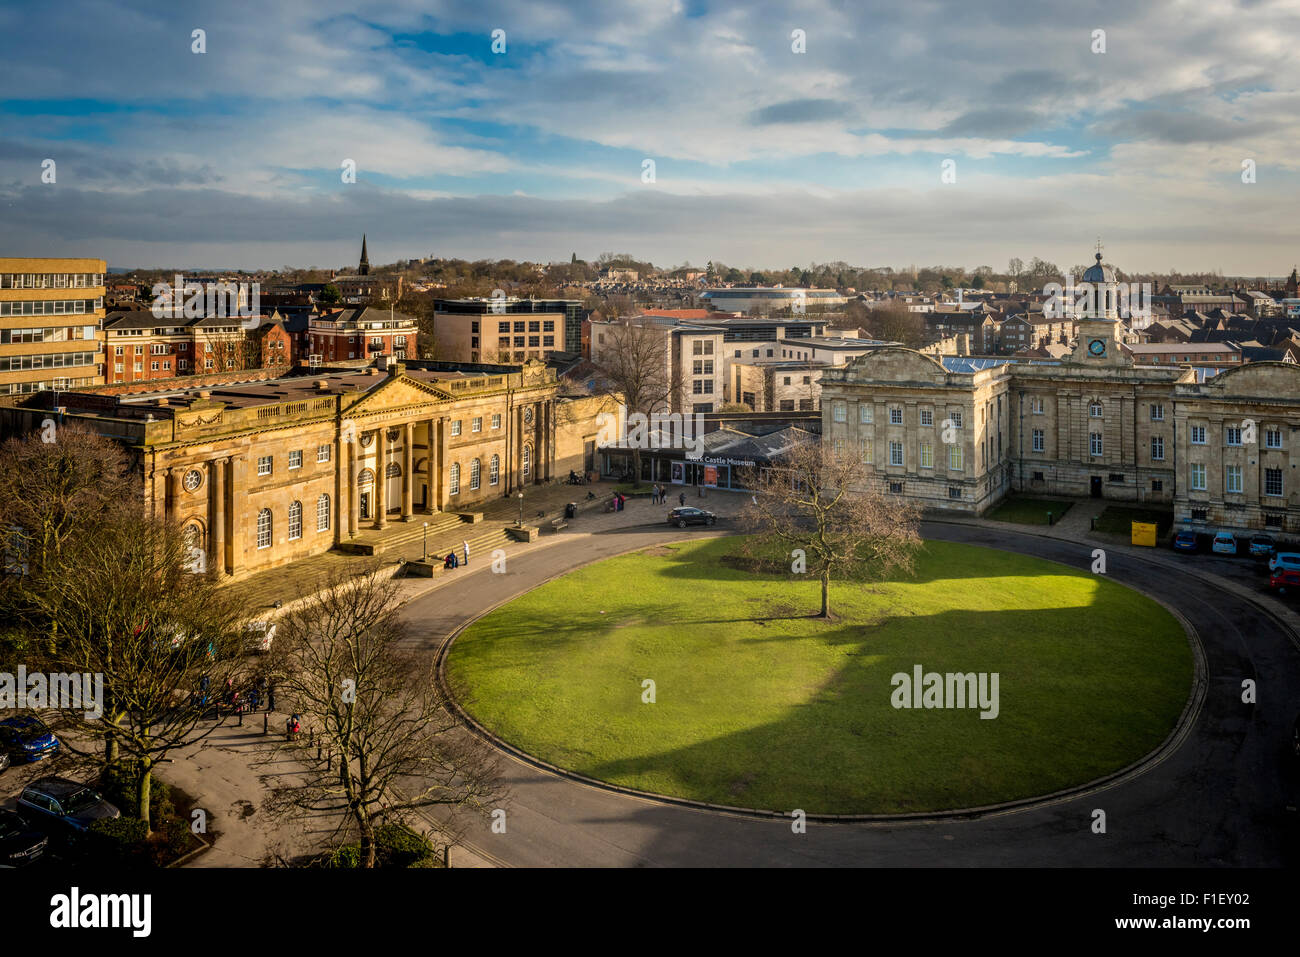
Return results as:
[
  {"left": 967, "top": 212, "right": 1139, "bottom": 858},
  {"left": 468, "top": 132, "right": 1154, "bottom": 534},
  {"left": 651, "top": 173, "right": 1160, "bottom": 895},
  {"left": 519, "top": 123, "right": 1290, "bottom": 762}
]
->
[{"left": 957, "top": 333, "right": 970, "bottom": 356}]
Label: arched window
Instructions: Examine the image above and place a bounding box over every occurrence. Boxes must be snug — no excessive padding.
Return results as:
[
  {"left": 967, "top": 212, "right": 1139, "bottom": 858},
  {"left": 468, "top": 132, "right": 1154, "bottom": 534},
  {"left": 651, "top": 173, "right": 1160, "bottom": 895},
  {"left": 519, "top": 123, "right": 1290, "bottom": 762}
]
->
[
  {"left": 489, "top": 454, "right": 500, "bottom": 486},
  {"left": 1089, "top": 400, "right": 1103, "bottom": 418},
  {"left": 288, "top": 501, "right": 302, "bottom": 541},
  {"left": 470, "top": 458, "right": 481, "bottom": 491},
  {"left": 358, "top": 467, "right": 375, "bottom": 485},
  {"left": 385, "top": 462, "right": 401, "bottom": 478},
  {"left": 522, "top": 445, "right": 531, "bottom": 478},
  {"left": 449, "top": 462, "right": 460, "bottom": 495},
  {"left": 316, "top": 494, "right": 330, "bottom": 532},
  {"left": 256, "top": 508, "right": 272, "bottom": 549}
]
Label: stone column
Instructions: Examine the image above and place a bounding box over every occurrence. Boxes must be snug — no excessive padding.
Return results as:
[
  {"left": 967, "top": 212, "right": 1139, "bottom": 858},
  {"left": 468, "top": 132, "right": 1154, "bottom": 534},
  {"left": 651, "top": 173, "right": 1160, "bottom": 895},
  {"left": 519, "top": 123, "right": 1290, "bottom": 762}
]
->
[
  {"left": 425, "top": 419, "right": 437, "bottom": 514},
  {"left": 374, "top": 428, "right": 388, "bottom": 529},
  {"left": 227, "top": 456, "right": 244, "bottom": 575},
  {"left": 401, "top": 421, "right": 414, "bottom": 520},
  {"left": 210, "top": 458, "right": 226, "bottom": 575},
  {"left": 166, "top": 468, "right": 180, "bottom": 522},
  {"left": 347, "top": 437, "right": 359, "bottom": 538}
]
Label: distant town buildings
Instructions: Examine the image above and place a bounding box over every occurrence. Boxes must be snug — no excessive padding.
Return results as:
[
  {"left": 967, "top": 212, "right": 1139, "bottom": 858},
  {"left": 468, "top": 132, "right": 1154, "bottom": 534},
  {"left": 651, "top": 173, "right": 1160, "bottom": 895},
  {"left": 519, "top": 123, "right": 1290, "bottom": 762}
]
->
[{"left": 0, "top": 258, "right": 106, "bottom": 394}]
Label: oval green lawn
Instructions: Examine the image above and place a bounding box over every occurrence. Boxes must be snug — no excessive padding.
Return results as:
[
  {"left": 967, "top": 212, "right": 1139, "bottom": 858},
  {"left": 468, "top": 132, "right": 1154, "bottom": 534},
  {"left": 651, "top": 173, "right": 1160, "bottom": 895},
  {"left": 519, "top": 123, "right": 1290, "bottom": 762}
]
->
[{"left": 445, "top": 538, "right": 1193, "bottom": 814}]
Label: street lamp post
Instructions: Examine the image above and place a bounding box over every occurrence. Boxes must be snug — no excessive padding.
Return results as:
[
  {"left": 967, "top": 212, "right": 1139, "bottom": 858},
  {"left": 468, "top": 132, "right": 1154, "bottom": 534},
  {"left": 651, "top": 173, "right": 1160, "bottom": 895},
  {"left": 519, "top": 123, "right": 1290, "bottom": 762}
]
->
[
  {"left": 422, "top": 521, "right": 429, "bottom": 559},
  {"left": 516, "top": 490, "right": 524, "bottom": 527}
]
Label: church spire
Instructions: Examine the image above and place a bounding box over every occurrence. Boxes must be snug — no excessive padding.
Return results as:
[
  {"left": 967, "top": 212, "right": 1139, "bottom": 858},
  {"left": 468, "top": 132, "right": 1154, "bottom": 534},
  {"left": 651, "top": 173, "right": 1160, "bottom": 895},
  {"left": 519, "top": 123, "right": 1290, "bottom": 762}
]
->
[{"left": 359, "top": 234, "right": 370, "bottom": 276}]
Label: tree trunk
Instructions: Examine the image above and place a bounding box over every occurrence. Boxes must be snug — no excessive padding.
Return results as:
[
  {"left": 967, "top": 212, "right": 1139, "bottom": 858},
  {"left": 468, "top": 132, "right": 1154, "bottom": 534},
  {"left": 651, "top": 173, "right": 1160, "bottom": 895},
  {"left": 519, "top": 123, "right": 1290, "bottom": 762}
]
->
[
  {"left": 820, "top": 570, "right": 830, "bottom": 619},
  {"left": 358, "top": 813, "right": 376, "bottom": 868},
  {"left": 136, "top": 755, "right": 153, "bottom": 833}
]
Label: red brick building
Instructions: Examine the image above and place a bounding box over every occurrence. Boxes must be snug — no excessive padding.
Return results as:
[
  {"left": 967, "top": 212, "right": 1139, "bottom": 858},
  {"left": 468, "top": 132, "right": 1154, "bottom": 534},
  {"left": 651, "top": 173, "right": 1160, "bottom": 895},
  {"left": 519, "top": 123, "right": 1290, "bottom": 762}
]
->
[{"left": 304, "top": 306, "right": 418, "bottom": 365}]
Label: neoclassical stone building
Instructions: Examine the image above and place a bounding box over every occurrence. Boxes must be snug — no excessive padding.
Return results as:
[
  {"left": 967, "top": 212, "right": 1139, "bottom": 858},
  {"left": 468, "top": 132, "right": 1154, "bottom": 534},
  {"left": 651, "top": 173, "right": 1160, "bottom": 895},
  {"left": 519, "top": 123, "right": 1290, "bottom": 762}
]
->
[
  {"left": 3, "top": 359, "right": 607, "bottom": 576},
  {"left": 821, "top": 254, "right": 1300, "bottom": 534}
]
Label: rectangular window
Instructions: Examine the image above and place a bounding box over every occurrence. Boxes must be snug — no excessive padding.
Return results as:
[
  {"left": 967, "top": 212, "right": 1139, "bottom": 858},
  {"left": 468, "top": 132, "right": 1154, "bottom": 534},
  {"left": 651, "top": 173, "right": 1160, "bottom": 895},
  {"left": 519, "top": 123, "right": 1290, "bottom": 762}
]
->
[
  {"left": 317, "top": 445, "right": 331, "bottom": 463},
  {"left": 889, "top": 441, "right": 904, "bottom": 466},
  {"left": 1191, "top": 508, "right": 1207, "bottom": 521},
  {"left": 1266, "top": 428, "right": 1282, "bottom": 449},
  {"left": 888, "top": 481, "right": 903, "bottom": 494},
  {"left": 948, "top": 445, "right": 963, "bottom": 471},
  {"left": 289, "top": 450, "right": 302, "bottom": 470},
  {"left": 451, "top": 420, "right": 461, "bottom": 437},
  {"left": 948, "top": 411, "right": 962, "bottom": 429},
  {"left": 1032, "top": 429, "right": 1044, "bottom": 453},
  {"left": 1152, "top": 479, "right": 1163, "bottom": 492},
  {"left": 948, "top": 486, "right": 962, "bottom": 500},
  {"left": 1031, "top": 397, "right": 1044, "bottom": 415},
  {"left": 1191, "top": 425, "right": 1206, "bottom": 444},
  {"left": 832, "top": 402, "right": 847, "bottom": 423},
  {"left": 472, "top": 417, "right": 482, "bottom": 433},
  {"left": 1226, "top": 465, "right": 1242, "bottom": 493},
  {"left": 491, "top": 413, "right": 501, "bottom": 430},
  {"left": 1151, "top": 436, "right": 1164, "bottom": 461},
  {"left": 860, "top": 440, "right": 872, "bottom": 464},
  {"left": 1150, "top": 403, "right": 1165, "bottom": 421},
  {"left": 498, "top": 321, "right": 510, "bottom": 333},
  {"left": 920, "top": 444, "right": 933, "bottom": 468},
  {"left": 859, "top": 405, "right": 873, "bottom": 424},
  {"left": 920, "top": 409, "right": 933, "bottom": 427},
  {"left": 528, "top": 336, "right": 540, "bottom": 347},
  {"left": 1266, "top": 513, "right": 1284, "bottom": 529},
  {"left": 1090, "top": 432, "right": 1103, "bottom": 456},
  {"left": 1190, "top": 463, "right": 1206, "bottom": 490},
  {"left": 257, "top": 456, "right": 272, "bottom": 477},
  {"left": 1226, "top": 426, "right": 1242, "bottom": 446},
  {"left": 1265, "top": 468, "right": 1283, "bottom": 497},
  {"left": 889, "top": 407, "right": 903, "bottom": 425}
]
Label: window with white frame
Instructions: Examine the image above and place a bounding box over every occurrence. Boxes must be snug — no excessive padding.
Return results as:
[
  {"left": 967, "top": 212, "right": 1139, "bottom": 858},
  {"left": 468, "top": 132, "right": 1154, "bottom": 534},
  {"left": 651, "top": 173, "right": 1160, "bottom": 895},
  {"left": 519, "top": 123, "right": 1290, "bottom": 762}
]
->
[
  {"left": 472, "top": 417, "right": 482, "bottom": 433},
  {"left": 920, "top": 409, "right": 933, "bottom": 427},
  {"left": 1226, "top": 426, "right": 1242, "bottom": 446},
  {"left": 859, "top": 405, "right": 872, "bottom": 424},
  {"left": 860, "top": 440, "right": 872, "bottom": 464},
  {"left": 1151, "top": 436, "right": 1164, "bottom": 461},
  {"left": 317, "top": 494, "right": 330, "bottom": 532},
  {"left": 489, "top": 454, "right": 500, "bottom": 485},
  {"left": 1266, "top": 428, "right": 1282, "bottom": 449},
  {"left": 522, "top": 445, "right": 531, "bottom": 477},
  {"left": 1031, "top": 396, "right": 1044, "bottom": 414},
  {"left": 289, "top": 449, "right": 302, "bottom": 470},
  {"left": 1090, "top": 432, "right": 1103, "bottom": 456},
  {"left": 317, "top": 444, "right": 331, "bottom": 463},
  {"left": 449, "top": 462, "right": 460, "bottom": 495},
  {"left": 1265, "top": 468, "right": 1283, "bottom": 497},
  {"left": 470, "top": 458, "right": 481, "bottom": 490},
  {"left": 1150, "top": 403, "right": 1164, "bottom": 421},
  {"left": 832, "top": 401, "right": 847, "bottom": 423},
  {"left": 1032, "top": 429, "right": 1044, "bottom": 453},
  {"left": 948, "top": 445, "right": 963, "bottom": 471},
  {"left": 889, "top": 441, "right": 903, "bottom": 466},
  {"left": 1190, "top": 463, "right": 1206, "bottom": 490},
  {"left": 1089, "top": 401, "right": 1103, "bottom": 418},
  {"left": 948, "top": 411, "right": 962, "bottom": 429},
  {"left": 889, "top": 407, "right": 903, "bottom": 425},
  {"left": 1191, "top": 425, "right": 1206, "bottom": 444},
  {"left": 1226, "top": 465, "right": 1242, "bottom": 494},
  {"left": 451, "top": 420, "right": 461, "bottom": 437},
  {"left": 492, "top": 413, "right": 502, "bottom": 429},
  {"left": 920, "top": 443, "right": 933, "bottom": 468},
  {"left": 257, "top": 455, "right": 272, "bottom": 476},
  {"left": 288, "top": 501, "right": 302, "bottom": 540},
  {"left": 256, "top": 509, "right": 272, "bottom": 549}
]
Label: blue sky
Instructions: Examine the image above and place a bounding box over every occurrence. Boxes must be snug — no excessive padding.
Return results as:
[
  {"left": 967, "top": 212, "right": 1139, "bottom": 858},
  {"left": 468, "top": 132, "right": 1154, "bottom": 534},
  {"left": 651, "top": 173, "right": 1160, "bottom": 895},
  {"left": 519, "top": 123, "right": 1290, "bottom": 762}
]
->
[{"left": 1, "top": 0, "right": 1299, "bottom": 274}]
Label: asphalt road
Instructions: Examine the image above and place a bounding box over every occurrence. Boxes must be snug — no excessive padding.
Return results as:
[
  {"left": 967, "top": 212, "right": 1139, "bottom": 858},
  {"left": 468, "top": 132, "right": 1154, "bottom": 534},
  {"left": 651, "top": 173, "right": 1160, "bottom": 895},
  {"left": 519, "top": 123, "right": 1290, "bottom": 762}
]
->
[{"left": 398, "top": 521, "right": 1300, "bottom": 867}]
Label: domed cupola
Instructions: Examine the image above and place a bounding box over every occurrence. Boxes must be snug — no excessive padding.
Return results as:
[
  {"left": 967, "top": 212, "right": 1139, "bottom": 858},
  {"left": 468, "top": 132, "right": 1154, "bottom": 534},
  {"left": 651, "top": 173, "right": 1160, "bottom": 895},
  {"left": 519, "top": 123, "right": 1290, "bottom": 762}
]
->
[{"left": 1081, "top": 251, "right": 1116, "bottom": 285}]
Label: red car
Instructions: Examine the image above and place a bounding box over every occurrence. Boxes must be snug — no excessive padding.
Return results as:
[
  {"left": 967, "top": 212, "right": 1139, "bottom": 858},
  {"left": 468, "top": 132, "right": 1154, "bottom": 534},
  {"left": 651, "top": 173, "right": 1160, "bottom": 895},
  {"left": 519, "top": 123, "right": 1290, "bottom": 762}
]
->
[{"left": 1269, "top": 568, "right": 1300, "bottom": 595}]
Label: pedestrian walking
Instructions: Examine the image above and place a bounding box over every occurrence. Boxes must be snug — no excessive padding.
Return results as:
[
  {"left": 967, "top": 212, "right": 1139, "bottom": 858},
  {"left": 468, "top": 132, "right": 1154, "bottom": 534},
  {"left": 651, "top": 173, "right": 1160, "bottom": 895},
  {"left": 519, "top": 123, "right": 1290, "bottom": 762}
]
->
[
  {"left": 679, "top": 491, "right": 686, "bottom": 506},
  {"left": 267, "top": 681, "right": 276, "bottom": 712},
  {"left": 463, "top": 539, "right": 470, "bottom": 567}
]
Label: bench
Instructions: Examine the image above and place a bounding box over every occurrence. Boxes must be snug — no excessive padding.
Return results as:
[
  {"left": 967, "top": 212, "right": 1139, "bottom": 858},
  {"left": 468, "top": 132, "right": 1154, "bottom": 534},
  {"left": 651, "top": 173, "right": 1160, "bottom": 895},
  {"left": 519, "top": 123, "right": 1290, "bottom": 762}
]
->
[{"left": 550, "top": 517, "right": 568, "bottom": 532}]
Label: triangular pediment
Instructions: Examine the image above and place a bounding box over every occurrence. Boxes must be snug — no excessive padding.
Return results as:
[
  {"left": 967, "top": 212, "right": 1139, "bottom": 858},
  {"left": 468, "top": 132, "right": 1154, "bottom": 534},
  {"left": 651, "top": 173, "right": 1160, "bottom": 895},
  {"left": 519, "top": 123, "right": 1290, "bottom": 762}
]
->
[{"left": 342, "top": 374, "right": 454, "bottom": 415}]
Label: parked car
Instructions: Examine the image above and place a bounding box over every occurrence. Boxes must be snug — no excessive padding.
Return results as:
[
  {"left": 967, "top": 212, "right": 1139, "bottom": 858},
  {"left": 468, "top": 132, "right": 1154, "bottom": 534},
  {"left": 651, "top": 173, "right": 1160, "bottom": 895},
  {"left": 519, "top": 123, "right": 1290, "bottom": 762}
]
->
[
  {"left": 1269, "top": 552, "right": 1300, "bottom": 574},
  {"left": 244, "top": 621, "right": 276, "bottom": 654},
  {"left": 0, "top": 751, "right": 10, "bottom": 775},
  {"left": 1249, "top": 535, "right": 1277, "bottom": 559},
  {"left": 0, "top": 810, "right": 47, "bottom": 867},
  {"left": 1269, "top": 568, "right": 1300, "bottom": 595},
  {"left": 17, "top": 777, "right": 120, "bottom": 834},
  {"left": 0, "top": 716, "right": 59, "bottom": 762},
  {"left": 1211, "top": 531, "right": 1237, "bottom": 555},
  {"left": 667, "top": 507, "right": 717, "bottom": 528},
  {"left": 1172, "top": 530, "right": 1199, "bottom": 553}
]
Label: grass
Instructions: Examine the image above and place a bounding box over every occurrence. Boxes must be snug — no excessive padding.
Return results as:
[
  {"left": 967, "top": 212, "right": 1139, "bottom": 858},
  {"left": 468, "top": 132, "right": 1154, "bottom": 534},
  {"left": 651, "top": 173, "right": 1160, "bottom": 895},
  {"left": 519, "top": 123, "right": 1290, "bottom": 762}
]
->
[
  {"left": 446, "top": 537, "right": 1193, "bottom": 814},
  {"left": 986, "top": 496, "right": 1075, "bottom": 525},
  {"left": 1094, "top": 505, "right": 1175, "bottom": 538}
]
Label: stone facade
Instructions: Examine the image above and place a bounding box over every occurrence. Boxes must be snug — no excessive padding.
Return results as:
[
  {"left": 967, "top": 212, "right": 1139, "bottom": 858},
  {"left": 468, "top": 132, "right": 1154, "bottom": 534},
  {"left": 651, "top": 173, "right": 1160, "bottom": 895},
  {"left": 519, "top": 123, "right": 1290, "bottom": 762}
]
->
[{"left": 2, "top": 359, "right": 606, "bottom": 577}]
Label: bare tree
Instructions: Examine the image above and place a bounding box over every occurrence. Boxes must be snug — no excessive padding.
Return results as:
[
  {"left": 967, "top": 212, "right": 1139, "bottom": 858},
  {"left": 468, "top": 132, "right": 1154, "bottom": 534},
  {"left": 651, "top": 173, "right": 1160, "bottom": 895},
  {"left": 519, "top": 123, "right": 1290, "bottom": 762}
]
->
[
  {"left": 737, "top": 442, "right": 921, "bottom": 619},
  {"left": 266, "top": 570, "right": 502, "bottom": 868},
  {"left": 865, "top": 301, "right": 927, "bottom": 348},
  {"left": 590, "top": 318, "right": 677, "bottom": 483}
]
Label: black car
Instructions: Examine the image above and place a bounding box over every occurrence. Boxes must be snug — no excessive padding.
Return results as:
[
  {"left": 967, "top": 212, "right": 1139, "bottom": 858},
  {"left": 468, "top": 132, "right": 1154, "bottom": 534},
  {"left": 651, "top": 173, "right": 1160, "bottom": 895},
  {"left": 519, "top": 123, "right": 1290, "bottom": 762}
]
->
[
  {"left": 0, "top": 810, "right": 47, "bottom": 867},
  {"left": 16, "top": 777, "right": 120, "bottom": 834},
  {"left": 668, "top": 507, "right": 716, "bottom": 528}
]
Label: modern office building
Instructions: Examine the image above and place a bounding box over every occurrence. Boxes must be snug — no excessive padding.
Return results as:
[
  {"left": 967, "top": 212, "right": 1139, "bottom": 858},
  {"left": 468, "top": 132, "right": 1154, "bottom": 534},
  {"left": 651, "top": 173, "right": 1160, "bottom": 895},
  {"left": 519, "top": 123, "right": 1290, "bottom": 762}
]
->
[
  {"left": 0, "top": 257, "right": 106, "bottom": 394},
  {"left": 699, "top": 286, "right": 848, "bottom": 315},
  {"left": 434, "top": 298, "right": 584, "bottom": 360}
]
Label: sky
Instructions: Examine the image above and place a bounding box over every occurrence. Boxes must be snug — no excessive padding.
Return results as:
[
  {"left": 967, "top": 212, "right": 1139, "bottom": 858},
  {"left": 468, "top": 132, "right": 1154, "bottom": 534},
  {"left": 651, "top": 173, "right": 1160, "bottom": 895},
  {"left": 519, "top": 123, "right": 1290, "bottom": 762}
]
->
[{"left": 2, "top": 0, "right": 1300, "bottom": 274}]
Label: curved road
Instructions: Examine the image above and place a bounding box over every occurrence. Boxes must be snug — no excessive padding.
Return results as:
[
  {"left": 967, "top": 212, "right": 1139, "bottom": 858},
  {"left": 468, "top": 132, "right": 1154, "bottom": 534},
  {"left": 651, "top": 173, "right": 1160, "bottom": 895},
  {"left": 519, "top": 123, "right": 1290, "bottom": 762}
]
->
[{"left": 398, "top": 521, "right": 1300, "bottom": 866}]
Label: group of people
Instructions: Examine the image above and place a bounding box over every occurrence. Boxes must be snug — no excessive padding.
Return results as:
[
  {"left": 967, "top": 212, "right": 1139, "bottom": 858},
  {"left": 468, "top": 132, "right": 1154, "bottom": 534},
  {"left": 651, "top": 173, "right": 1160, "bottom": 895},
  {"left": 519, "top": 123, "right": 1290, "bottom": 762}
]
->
[
  {"left": 649, "top": 485, "right": 688, "bottom": 507},
  {"left": 443, "top": 540, "right": 471, "bottom": 569}
]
